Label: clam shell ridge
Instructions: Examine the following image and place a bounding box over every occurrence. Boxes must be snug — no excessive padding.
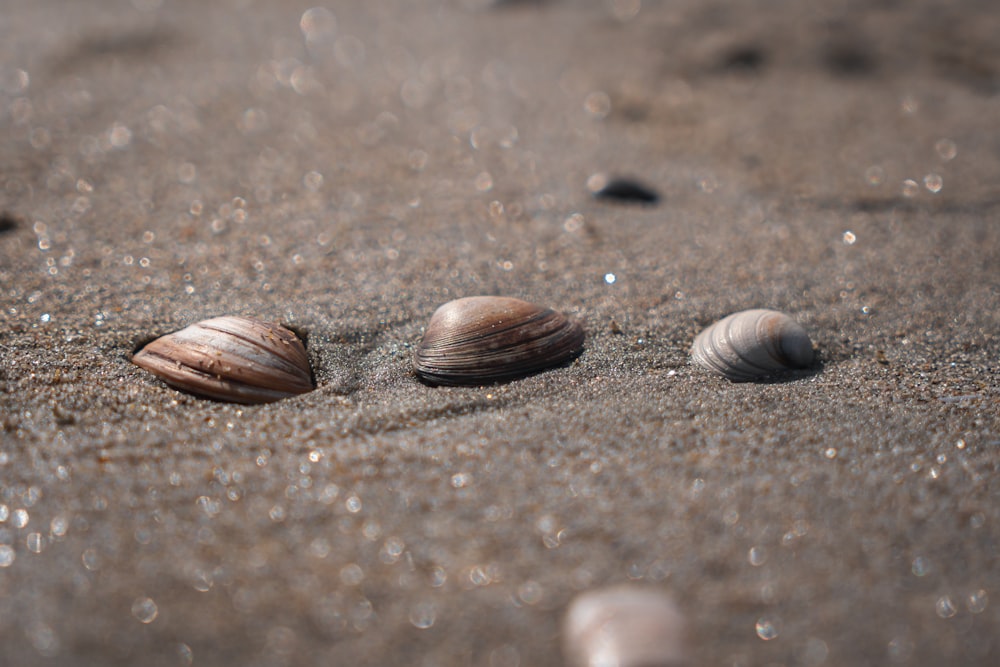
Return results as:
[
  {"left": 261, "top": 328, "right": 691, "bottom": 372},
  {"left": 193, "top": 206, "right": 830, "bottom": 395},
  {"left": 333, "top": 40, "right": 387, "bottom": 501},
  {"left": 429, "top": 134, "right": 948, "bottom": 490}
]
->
[
  {"left": 132, "top": 316, "right": 314, "bottom": 404},
  {"left": 691, "top": 309, "right": 814, "bottom": 381},
  {"left": 413, "top": 296, "right": 585, "bottom": 386}
]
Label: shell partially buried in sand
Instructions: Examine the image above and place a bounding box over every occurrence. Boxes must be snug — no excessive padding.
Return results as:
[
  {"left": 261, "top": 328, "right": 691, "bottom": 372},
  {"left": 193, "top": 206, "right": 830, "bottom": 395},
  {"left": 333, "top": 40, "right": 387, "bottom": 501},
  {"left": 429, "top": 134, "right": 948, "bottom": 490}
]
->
[
  {"left": 690, "top": 308, "right": 815, "bottom": 381},
  {"left": 413, "top": 296, "right": 585, "bottom": 386},
  {"left": 132, "top": 316, "right": 314, "bottom": 404},
  {"left": 562, "top": 585, "right": 690, "bottom": 667}
]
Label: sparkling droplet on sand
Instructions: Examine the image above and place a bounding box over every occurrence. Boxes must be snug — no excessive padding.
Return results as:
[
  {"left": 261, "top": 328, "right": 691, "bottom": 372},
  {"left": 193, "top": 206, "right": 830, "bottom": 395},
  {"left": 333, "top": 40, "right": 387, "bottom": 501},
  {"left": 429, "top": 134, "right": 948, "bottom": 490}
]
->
[
  {"left": 966, "top": 589, "right": 988, "bottom": 614},
  {"left": 340, "top": 563, "right": 364, "bottom": 586},
  {"left": 177, "top": 643, "right": 194, "bottom": 665},
  {"left": 584, "top": 91, "right": 611, "bottom": 118},
  {"left": 131, "top": 596, "right": 159, "bottom": 624},
  {"left": 26, "top": 532, "right": 44, "bottom": 553},
  {"left": 0, "top": 545, "right": 15, "bottom": 567},
  {"left": 409, "top": 601, "right": 437, "bottom": 629},
  {"left": 474, "top": 171, "right": 494, "bottom": 192},
  {"left": 865, "top": 165, "right": 885, "bottom": 186},
  {"left": 934, "top": 138, "right": 957, "bottom": 161},
  {"left": 935, "top": 595, "right": 957, "bottom": 618},
  {"left": 300, "top": 7, "right": 337, "bottom": 41},
  {"left": 923, "top": 173, "right": 943, "bottom": 193},
  {"left": 755, "top": 615, "right": 781, "bottom": 640},
  {"left": 911, "top": 556, "right": 931, "bottom": 577},
  {"left": 109, "top": 122, "right": 132, "bottom": 148}
]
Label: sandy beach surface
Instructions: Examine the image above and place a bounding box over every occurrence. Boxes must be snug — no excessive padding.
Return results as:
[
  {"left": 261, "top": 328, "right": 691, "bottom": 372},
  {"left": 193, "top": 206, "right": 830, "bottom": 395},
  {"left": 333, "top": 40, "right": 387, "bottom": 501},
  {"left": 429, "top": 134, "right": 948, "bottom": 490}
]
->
[{"left": 2, "top": 1, "right": 999, "bottom": 665}]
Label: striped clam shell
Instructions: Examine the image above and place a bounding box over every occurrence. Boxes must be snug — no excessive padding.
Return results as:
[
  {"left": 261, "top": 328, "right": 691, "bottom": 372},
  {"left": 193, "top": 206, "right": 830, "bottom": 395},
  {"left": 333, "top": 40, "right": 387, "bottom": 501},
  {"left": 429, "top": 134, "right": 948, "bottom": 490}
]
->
[
  {"left": 132, "top": 316, "right": 314, "bottom": 403},
  {"left": 562, "top": 586, "right": 690, "bottom": 667},
  {"left": 690, "top": 308, "right": 814, "bottom": 381},
  {"left": 413, "top": 296, "right": 584, "bottom": 386}
]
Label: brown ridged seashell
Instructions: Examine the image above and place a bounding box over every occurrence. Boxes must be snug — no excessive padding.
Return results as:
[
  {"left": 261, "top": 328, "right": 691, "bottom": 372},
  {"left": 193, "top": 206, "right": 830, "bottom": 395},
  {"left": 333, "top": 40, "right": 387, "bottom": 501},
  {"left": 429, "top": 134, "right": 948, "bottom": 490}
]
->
[
  {"left": 132, "top": 316, "right": 314, "bottom": 404},
  {"left": 562, "top": 586, "right": 690, "bottom": 667},
  {"left": 413, "top": 296, "right": 585, "bottom": 386},
  {"left": 690, "top": 309, "right": 815, "bottom": 381}
]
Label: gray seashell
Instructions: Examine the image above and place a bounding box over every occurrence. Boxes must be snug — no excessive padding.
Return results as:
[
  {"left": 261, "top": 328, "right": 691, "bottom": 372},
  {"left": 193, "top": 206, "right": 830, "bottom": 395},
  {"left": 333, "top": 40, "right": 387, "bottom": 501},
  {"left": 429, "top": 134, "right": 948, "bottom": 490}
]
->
[
  {"left": 132, "top": 316, "right": 314, "bottom": 404},
  {"left": 562, "top": 585, "right": 690, "bottom": 667},
  {"left": 690, "top": 308, "right": 814, "bottom": 381},
  {"left": 413, "top": 296, "right": 585, "bottom": 386}
]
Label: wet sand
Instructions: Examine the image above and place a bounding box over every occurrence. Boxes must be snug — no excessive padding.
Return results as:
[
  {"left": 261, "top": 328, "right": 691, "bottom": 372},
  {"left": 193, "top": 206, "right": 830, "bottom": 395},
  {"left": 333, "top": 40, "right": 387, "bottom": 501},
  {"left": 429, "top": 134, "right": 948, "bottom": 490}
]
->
[{"left": 1, "top": 0, "right": 999, "bottom": 665}]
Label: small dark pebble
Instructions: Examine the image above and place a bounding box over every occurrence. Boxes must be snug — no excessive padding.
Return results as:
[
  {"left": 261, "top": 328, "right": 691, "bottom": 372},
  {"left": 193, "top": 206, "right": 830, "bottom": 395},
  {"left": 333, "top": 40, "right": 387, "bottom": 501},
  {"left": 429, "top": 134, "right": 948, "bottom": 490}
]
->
[
  {"left": 720, "top": 45, "right": 767, "bottom": 72},
  {"left": 592, "top": 178, "right": 660, "bottom": 205},
  {"left": 0, "top": 212, "right": 20, "bottom": 233},
  {"left": 823, "top": 44, "right": 877, "bottom": 77}
]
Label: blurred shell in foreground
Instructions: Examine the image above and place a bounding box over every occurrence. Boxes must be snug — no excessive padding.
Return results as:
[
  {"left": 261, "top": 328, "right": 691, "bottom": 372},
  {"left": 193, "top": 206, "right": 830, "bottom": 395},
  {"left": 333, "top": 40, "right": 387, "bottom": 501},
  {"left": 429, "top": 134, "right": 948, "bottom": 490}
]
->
[
  {"left": 132, "top": 316, "right": 314, "bottom": 404},
  {"left": 562, "top": 585, "right": 689, "bottom": 667},
  {"left": 413, "top": 296, "right": 584, "bottom": 386}
]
